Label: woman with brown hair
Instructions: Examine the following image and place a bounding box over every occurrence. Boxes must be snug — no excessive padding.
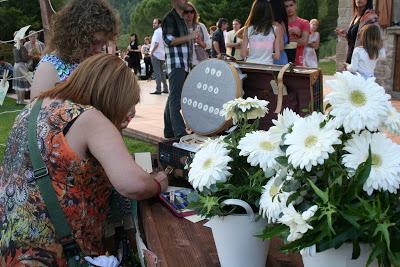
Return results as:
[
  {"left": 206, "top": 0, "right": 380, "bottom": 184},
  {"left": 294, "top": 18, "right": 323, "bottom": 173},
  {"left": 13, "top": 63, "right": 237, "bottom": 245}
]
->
[
  {"left": 183, "top": 2, "right": 211, "bottom": 66},
  {"left": 335, "top": 0, "right": 378, "bottom": 64},
  {"left": 30, "top": 0, "right": 120, "bottom": 99},
  {"left": 240, "top": 0, "right": 281, "bottom": 64},
  {"left": 0, "top": 54, "right": 168, "bottom": 266}
]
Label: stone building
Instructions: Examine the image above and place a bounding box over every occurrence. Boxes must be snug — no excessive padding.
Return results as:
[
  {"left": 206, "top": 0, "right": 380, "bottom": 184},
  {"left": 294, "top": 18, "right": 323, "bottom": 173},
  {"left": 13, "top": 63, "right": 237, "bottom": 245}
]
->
[{"left": 336, "top": 0, "right": 400, "bottom": 97}]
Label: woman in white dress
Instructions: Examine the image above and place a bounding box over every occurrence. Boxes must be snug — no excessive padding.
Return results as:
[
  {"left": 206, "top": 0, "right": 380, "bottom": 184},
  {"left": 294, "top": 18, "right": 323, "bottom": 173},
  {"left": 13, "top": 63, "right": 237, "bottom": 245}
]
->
[{"left": 304, "top": 19, "right": 320, "bottom": 68}]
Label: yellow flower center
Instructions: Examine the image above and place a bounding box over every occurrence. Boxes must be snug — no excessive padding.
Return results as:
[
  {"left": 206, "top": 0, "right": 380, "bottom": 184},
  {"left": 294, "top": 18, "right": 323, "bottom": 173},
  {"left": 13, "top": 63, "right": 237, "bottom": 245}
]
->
[
  {"left": 269, "top": 185, "right": 280, "bottom": 197},
  {"left": 203, "top": 158, "right": 213, "bottom": 169},
  {"left": 305, "top": 135, "right": 318, "bottom": 148},
  {"left": 260, "top": 141, "right": 274, "bottom": 151},
  {"left": 350, "top": 90, "right": 366, "bottom": 107},
  {"left": 371, "top": 154, "right": 382, "bottom": 167}
]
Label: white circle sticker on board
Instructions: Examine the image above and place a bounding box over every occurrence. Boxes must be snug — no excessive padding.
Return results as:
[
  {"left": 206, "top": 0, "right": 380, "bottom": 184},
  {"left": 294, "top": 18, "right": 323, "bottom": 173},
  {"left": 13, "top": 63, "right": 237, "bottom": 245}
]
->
[{"left": 181, "top": 59, "right": 243, "bottom": 135}]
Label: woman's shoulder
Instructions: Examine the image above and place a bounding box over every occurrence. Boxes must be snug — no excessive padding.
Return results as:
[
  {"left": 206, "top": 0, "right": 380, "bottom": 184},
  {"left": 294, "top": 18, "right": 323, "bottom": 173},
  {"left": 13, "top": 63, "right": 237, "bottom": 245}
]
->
[{"left": 38, "top": 54, "right": 78, "bottom": 81}]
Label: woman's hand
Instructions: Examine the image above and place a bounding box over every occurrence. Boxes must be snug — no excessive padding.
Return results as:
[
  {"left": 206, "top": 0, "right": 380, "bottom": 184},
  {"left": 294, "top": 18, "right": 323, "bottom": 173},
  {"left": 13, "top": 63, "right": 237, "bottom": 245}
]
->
[
  {"left": 153, "top": 171, "right": 169, "bottom": 193},
  {"left": 335, "top": 28, "right": 347, "bottom": 38}
]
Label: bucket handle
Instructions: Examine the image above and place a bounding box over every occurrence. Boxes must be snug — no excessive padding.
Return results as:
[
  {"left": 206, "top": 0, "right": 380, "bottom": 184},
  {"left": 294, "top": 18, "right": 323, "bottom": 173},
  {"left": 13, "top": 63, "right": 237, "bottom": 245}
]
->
[{"left": 221, "top": 199, "right": 255, "bottom": 221}]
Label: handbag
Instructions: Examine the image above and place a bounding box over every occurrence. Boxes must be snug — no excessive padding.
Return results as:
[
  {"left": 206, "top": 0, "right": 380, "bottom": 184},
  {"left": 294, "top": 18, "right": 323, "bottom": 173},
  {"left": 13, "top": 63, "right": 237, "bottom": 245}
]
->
[{"left": 28, "top": 99, "right": 88, "bottom": 267}]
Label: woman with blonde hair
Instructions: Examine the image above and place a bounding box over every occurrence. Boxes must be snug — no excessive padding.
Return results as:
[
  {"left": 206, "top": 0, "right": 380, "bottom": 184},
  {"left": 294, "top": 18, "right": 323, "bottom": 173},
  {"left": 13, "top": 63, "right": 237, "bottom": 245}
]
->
[
  {"left": 183, "top": 2, "right": 211, "bottom": 66},
  {"left": 30, "top": 0, "right": 120, "bottom": 99},
  {"left": 0, "top": 54, "right": 169, "bottom": 265}
]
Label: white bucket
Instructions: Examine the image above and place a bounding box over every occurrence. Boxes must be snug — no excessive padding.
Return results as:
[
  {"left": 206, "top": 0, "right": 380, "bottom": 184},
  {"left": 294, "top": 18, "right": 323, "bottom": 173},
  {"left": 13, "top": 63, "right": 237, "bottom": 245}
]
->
[
  {"left": 204, "top": 199, "right": 269, "bottom": 267},
  {"left": 302, "top": 243, "right": 378, "bottom": 267}
]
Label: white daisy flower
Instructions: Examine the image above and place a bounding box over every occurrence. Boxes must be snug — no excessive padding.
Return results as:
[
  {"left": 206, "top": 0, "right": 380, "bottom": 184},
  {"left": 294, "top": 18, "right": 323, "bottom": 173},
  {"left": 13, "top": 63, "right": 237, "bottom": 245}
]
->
[
  {"left": 188, "top": 140, "right": 233, "bottom": 192},
  {"left": 284, "top": 112, "right": 342, "bottom": 172},
  {"left": 278, "top": 204, "right": 318, "bottom": 242},
  {"left": 238, "top": 131, "right": 283, "bottom": 172},
  {"left": 222, "top": 97, "right": 269, "bottom": 124},
  {"left": 259, "top": 171, "right": 292, "bottom": 223},
  {"left": 379, "top": 104, "right": 400, "bottom": 135},
  {"left": 342, "top": 131, "right": 400, "bottom": 195},
  {"left": 325, "top": 71, "right": 390, "bottom": 133},
  {"left": 270, "top": 108, "right": 300, "bottom": 142}
]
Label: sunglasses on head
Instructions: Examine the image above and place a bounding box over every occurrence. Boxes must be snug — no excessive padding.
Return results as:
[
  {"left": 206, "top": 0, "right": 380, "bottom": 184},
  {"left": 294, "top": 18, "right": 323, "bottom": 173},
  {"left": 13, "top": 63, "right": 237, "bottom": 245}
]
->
[{"left": 184, "top": 10, "right": 195, "bottom": 14}]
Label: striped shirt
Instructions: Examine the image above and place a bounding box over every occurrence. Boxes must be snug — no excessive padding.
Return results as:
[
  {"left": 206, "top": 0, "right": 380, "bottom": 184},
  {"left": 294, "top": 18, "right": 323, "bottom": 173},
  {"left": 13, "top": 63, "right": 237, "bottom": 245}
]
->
[{"left": 162, "top": 8, "right": 191, "bottom": 74}]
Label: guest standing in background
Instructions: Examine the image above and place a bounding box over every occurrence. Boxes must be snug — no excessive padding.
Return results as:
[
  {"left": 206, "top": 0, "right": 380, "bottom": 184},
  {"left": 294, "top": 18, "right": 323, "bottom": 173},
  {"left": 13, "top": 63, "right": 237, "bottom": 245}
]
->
[
  {"left": 127, "top": 33, "right": 142, "bottom": 75},
  {"left": 13, "top": 36, "right": 30, "bottom": 104},
  {"left": 24, "top": 30, "right": 45, "bottom": 71},
  {"left": 271, "top": 0, "right": 289, "bottom": 65},
  {"left": 150, "top": 18, "right": 169, "bottom": 94},
  {"left": 141, "top": 36, "right": 153, "bottom": 81},
  {"left": 304, "top": 19, "right": 320, "bottom": 68},
  {"left": 183, "top": 2, "right": 211, "bottom": 66},
  {"left": 284, "top": 0, "right": 309, "bottom": 66},
  {"left": 335, "top": 0, "right": 377, "bottom": 64},
  {"left": 162, "top": 0, "right": 196, "bottom": 138},
  {"left": 344, "top": 24, "right": 385, "bottom": 79},
  {"left": 225, "top": 19, "right": 243, "bottom": 61},
  {"left": 211, "top": 18, "right": 228, "bottom": 59},
  {"left": 241, "top": 0, "right": 280, "bottom": 65}
]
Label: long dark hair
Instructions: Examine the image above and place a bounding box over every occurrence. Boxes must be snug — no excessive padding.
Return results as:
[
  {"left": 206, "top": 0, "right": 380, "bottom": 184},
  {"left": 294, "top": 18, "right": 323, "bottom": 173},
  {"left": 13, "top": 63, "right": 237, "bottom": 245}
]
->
[
  {"left": 130, "top": 33, "right": 139, "bottom": 45},
  {"left": 270, "top": 0, "right": 288, "bottom": 34},
  {"left": 352, "top": 0, "right": 373, "bottom": 15},
  {"left": 245, "top": 0, "right": 274, "bottom": 35}
]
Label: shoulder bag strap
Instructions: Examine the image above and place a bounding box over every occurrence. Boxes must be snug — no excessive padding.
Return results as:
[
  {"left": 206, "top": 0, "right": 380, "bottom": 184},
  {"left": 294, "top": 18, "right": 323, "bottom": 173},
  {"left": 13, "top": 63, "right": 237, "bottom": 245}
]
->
[{"left": 28, "top": 99, "right": 83, "bottom": 265}]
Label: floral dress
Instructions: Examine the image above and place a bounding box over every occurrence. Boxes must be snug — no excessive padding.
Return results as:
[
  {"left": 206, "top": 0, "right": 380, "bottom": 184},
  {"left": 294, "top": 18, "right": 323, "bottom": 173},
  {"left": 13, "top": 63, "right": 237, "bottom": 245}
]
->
[{"left": 0, "top": 100, "right": 111, "bottom": 266}]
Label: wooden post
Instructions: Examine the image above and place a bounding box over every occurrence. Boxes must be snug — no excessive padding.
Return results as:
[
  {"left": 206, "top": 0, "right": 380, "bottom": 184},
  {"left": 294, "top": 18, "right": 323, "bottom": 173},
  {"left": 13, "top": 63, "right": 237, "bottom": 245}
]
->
[{"left": 38, "top": 0, "right": 53, "bottom": 43}]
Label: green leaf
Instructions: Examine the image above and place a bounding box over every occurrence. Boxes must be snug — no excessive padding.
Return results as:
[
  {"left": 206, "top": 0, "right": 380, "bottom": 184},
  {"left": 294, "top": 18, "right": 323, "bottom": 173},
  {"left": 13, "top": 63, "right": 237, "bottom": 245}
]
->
[
  {"left": 352, "top": 240, "right": 360, "bottom": 260},
  {"left": 307, "top": 178, "right": 329, "bottom": 203},
  {"left": 275, "top": 156, "right": 288, "bottom": 167},
  {"left": 339, "top": 210, "right": 360, "bottom": 228},
  {"left": 367, "top": 244, "right": 383, "bottom": 267},
  {"left": 373, "top": 222, "right": 395, "bottom": 252},
  {"left": 317, "top": 227, "right": 359, "bottom": 251},
  {"left": 258, "top": 224, "right": 288, "bottom": 240}
]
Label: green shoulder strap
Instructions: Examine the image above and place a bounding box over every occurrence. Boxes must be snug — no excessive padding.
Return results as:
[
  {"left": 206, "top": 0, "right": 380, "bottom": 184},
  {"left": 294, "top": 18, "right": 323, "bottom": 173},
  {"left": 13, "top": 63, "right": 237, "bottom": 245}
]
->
[{"left": 28, "top": 99, "right": 84, "bottom": 266}]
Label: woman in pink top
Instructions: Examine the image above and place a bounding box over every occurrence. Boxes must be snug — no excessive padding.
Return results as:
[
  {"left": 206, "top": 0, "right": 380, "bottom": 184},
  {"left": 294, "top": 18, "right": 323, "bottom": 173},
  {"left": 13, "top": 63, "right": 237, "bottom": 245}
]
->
[{"left": 241, "top": 0, "right": 280, "bottom": 65}]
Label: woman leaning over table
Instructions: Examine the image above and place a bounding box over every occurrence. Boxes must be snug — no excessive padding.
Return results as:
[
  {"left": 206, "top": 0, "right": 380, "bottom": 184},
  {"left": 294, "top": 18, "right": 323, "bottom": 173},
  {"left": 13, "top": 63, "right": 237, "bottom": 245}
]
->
[
  {"left": 0, "top": 54, "right": 169, "bottom": 266},
  {"left": 30, "top": 0, "right": 119, "bottom": 100}
]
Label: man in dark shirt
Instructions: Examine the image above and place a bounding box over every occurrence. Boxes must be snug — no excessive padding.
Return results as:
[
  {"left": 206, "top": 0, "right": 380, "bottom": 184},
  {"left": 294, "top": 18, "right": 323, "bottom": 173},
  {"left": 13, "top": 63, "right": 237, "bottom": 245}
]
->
[
  {"left": 162, "top": 0, "right": 196, "bottom": 138},
  {"left": 211, "top": 18, "right": 228, "bottom": 59}
]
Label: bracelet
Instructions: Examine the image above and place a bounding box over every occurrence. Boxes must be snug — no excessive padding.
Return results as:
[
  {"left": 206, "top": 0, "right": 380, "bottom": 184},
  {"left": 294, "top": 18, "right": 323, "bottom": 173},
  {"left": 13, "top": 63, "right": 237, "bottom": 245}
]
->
[{"left": 153, "top": 178, "right": 161, "bottom": 196}]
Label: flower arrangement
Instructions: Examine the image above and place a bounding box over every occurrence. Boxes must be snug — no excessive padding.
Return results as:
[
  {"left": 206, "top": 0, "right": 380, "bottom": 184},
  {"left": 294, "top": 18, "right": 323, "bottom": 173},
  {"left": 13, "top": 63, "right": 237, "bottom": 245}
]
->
[{"left": 188, "top": 72, "right": 400, "bottom": 266}]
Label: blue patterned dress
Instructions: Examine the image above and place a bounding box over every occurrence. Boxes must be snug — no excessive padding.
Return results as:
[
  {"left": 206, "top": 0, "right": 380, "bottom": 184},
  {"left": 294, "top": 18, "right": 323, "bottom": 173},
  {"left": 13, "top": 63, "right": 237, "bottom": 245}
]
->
[{"left": 36, "top": 54, "right": 78, "bottom": 81}]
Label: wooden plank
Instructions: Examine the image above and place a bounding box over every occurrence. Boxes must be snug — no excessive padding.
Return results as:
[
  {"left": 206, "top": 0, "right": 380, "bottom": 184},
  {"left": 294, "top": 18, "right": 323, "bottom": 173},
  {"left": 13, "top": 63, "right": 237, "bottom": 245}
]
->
[{"left": 139, "top": 200, "right": 220, "bottom": 267}]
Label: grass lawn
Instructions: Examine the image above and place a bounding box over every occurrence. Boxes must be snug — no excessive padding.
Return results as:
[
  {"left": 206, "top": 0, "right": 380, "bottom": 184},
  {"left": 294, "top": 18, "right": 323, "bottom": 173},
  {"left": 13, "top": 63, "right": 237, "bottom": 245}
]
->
[
  {"left": 319, "top": 60, "right": 337, "bottom": 76},
  {"left": 0, "top": 97, "right": 156, "bottom": 162}
]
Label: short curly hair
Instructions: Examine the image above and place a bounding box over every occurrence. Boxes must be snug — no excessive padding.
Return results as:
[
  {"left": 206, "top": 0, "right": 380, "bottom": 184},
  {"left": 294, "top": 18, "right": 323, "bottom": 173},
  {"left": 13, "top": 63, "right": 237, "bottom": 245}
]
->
[{"left": 47, "top": 0, "right": 120, "bottom": 64}]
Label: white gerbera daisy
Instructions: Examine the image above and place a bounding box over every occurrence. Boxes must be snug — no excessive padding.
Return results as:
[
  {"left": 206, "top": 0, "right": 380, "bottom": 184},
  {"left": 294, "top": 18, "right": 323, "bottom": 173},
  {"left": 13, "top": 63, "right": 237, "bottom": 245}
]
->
[
  {"left": 379, "top": 104, "right": 400, "bottom": 135},
  {"left": 284, "top": 112, "right": 342, "bottom": 171},
  {"left": 259, "top": 171, "right": 292, "bottom": 223},
  {"left": 342, "top": 131, "right": 400, "bottom": 195},
  {"left": 270, "top": 108, "right": 300, "bottom": 142},
  {"left": 278, "top": 204, "right": 318, "bottom": 242},
  {"left": 238, "top": 131, "right": 283, "bottom": 172},
  {"left": 222, "top": 97, "right": 269, "bottom": 124},
  {"left": 325, "top": 71, "right": 390, "bottom": 133},
  {"left": 188, "top": 140, "right": 233, "bottom": 191}
]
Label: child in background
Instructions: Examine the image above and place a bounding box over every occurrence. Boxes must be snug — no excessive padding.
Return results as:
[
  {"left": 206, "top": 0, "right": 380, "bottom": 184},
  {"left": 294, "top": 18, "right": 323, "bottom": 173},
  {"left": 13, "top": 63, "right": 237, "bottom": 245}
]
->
[
  {"left": 304, "top": 19, "right": 320, "bottom": 68},
  {"left": 345, "top": 24, "right": 385, "bottom": 79}
]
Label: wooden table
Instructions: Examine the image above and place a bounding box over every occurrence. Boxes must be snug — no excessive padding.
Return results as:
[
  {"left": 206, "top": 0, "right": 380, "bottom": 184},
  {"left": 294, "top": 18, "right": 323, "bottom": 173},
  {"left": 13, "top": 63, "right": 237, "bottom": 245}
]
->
[{"left": 138, "top": 199, "right": 304, "bottom": 267}]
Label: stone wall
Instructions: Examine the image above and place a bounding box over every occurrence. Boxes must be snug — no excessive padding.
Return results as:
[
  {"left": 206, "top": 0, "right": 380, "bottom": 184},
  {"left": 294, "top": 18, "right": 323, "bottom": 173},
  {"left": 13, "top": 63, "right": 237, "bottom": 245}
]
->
[{"left": 336, "top": 0, "right": 398, "bottom": 98}]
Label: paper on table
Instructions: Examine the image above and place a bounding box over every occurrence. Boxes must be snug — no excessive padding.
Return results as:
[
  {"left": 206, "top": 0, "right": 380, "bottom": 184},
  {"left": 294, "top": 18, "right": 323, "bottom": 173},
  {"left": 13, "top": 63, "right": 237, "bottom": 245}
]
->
[
  {"left": 84, "top": 255, "right": 119, "bottom": 267},
  {"left": 184, "top": 214, "right": 207, "bottom": 223},
  {"left": 134, "top": 152, "right": 153, "bottom": 173}
]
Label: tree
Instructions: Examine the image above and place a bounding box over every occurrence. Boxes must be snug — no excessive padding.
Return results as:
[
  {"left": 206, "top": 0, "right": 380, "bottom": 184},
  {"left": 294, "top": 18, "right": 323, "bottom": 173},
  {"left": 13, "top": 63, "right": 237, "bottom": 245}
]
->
[
  {"left": 129, "top": 0, "right": 171, "bottom": 42},
  {"left": 297, "top": 0, "right": 319, "bottom": 21}
]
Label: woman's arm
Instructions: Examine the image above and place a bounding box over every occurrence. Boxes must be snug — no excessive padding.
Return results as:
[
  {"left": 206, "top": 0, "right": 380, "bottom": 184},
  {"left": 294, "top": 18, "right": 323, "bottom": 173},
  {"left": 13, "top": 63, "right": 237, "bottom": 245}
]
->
[
  {"left": 78, "top": 109, "right": 168, "bottom": 200},
  {"left": 201, "top": 23, "right": 212, "bottom": 50},
  {"left": 30, "top": 62, "right": 60, "bottom": 100},
  {"left": 240, "top": 27, "right": 248, "bottom": 60},
  {"left": 273, "top": 25, "right": 282, "bottom": 61}
]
